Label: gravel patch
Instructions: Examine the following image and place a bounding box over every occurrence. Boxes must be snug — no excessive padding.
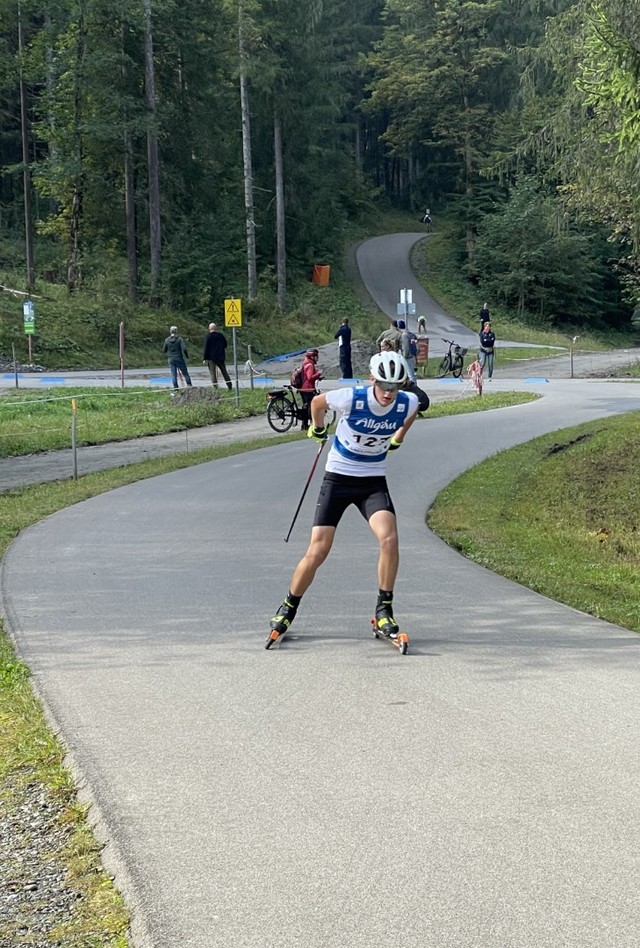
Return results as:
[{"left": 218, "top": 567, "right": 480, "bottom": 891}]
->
[{"left": 0, "top": 779, "right": 82, "bottom": 947}]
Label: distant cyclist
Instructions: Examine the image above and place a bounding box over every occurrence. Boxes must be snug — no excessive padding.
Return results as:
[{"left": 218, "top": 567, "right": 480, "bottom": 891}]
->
[{"left": 268, "top": 351, "right": 419, "bottom": 643}]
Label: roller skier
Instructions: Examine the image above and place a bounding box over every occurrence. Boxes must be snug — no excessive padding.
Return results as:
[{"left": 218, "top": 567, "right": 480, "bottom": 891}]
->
[{"left": 266, "top": 351, "right": 419, "bottom": 650}]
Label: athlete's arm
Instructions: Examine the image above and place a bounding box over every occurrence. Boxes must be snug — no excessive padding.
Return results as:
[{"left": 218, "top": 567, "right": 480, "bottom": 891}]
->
[
  {"left": 310, "top": 392, "right": 330, "bottom": 428},
  {"left": 390, "top": 406, "right": 418, "bottom": 447}
]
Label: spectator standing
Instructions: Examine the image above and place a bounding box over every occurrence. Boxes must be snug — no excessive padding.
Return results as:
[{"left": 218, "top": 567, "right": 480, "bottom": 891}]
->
[
  {"left": 397, "top": 320, "right": 417, "bottom": 382},
  {"left": 163, "top": 326, "right": 192, "bottom": 392},
  {"left": 479, "top": 321, "right": 496, "bottom": 380},
  {"left": 479, "top": 302, "right": 490, "bottom": 330},
  {"left": 376, "top": 320, "right": 402, "bottom": 352},
  {"left": 298, "top": 348, "right": 323, "bottom": 430},
  {"left": 203, "top": 322, "right": 233, "bottom": 391},
  {"left": 334, "top": 317, "right": 353, "bottom": 379}
]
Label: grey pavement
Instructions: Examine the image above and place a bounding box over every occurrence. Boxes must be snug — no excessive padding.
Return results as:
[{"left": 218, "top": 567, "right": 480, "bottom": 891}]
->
[
  {"left": 356, "top": 233, "right": 508, "bottom": 354},
  {"left": 3, "top": 377, "right": 640, "bottom": 948},
  {"left": 3, "top": 230, "right": 640, "bottom": 947}
]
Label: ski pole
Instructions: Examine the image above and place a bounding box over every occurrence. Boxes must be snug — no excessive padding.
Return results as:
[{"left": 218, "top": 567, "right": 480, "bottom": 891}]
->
[{"left": 284, "top": 439, "right": 326, "bottom": 543}]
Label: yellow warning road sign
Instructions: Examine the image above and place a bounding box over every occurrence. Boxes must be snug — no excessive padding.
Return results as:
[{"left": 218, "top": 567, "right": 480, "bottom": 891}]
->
[{"left": 224, "top": 298, "right": 242, "bottom": 327}]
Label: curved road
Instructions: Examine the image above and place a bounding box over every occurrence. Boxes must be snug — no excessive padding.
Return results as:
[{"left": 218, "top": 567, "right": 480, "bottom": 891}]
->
[
  {"left": 3, "top": 240, "right": 640, "bottom": 947},
  {"left": 357, "top": 233, "right": 477, "bottom": 355}
]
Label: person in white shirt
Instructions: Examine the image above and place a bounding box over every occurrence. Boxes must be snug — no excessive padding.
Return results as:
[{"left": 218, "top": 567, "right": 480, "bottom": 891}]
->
[{"left": 267, "top": 352, "right": 419, "bottom": 643}]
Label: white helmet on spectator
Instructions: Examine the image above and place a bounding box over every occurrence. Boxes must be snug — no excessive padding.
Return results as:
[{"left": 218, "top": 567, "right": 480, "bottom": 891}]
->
[{"left": 370, "top": 351, "right": 409, "bottom": 385}]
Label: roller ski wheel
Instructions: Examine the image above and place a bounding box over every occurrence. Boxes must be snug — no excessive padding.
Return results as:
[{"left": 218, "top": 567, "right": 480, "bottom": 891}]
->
[
  {"left": 265, "top": 627, "right": 287, "bottom": 649},
  {"left": 371, "top": 618, "right": 409, "bottom": 655},
  {"left": 265, "top": 598, "right": 297, "bottom": 650}
]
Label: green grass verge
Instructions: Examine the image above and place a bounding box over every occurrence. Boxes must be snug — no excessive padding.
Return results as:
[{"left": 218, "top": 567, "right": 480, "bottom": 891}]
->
[
  {"left": 0, "top": 387, "right": 268, "bottom": 456},
  {"left": 425, "top": 391, "right": 538, "bottom": 417},
  {"left": 428, "top": 412, "right": 640, "bottom": 632}
]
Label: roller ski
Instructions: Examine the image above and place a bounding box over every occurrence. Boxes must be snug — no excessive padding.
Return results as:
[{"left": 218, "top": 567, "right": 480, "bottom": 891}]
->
[
  {"left": 371, "top": 598, "right": 409, "bottom": 655},
  {"left": 265, "top": 596, "right": 298, "bottom": 649}
]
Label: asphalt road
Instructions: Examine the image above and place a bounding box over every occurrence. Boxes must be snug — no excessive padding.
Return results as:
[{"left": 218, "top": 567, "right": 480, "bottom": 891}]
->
[
  {"left": 3, "top": 234, "right": 640, "bottom": 947},
  {"left": 3, "top": 377, "right": 640, "bottom": 948},
  {"left": 356, "top": 233, "right": 478, "bottom": 353}
]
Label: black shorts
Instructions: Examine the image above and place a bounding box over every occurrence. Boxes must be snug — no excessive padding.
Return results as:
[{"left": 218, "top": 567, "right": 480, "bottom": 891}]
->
[{"left": 312, "top": 472, "right": 395, "bottom": 528}]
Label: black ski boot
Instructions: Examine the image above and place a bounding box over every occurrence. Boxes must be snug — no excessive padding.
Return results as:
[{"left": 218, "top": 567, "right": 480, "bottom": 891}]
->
[
  {"left": 374, "top": 597, "right": 399, "bottom": 639},
  {"left": 266, "top": 597, "right": 298, "bottom": 648},
  {"left": 270, "top": 597, "right": 298, "bottom": 634}
]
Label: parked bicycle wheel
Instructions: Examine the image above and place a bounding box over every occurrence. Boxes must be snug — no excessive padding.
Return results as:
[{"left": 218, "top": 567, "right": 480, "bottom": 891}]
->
[
  {"left": 267, "top": 394, "right": 296, "bottom": 432},
  {"left": 436, "top": 355, "right": 451, "bottom": 378},
  {"left": 452, "top": 355, "right": 464, "bottom": 378}
]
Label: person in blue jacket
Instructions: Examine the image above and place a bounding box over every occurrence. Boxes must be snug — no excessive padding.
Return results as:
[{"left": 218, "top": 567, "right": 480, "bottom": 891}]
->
[
  {"left": 479, "top": 320, "right": 496, "bottom": 380},
  {"left": 163, "top": 326, "right": 192, "bottom": 391}
]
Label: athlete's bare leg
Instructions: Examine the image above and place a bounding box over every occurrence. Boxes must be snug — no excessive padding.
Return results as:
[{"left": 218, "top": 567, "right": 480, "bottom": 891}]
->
[
  {"left": 368, "top": 510, "right": 399, "bottom": 590},
  {"left": 290, "top": 525, "right": 336, "bottom": 597}
]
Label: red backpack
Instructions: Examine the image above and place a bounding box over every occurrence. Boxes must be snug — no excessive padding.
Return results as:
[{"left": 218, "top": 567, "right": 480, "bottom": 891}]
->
[{"left": 290, "top": 364, "right": 304, "bottom": 389}]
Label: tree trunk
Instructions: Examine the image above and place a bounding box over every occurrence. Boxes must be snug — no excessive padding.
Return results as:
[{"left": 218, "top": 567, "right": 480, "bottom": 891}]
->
[
  {"left": 355, "top": 118, "right": 363, "bottom": 178},
  {"left": 239, "top": 1, "right": 258, "bottom": 300},
  {"left": 143, "top": 0, "right": 161, "bottom": 299},
  {"left": 18, "top": 3, "right": 35, "bottom": 292},
  {"left": 122, "top": 26, "right": 138, "bottom": 303},
  {"left": 274, "top": 109, "right": 287, "bottom": 313},
  {"left": 67, "top": 0, "right": 86, "bottom": 293},
  {"left": 124, "top": 128, "right": 138, "bottom": 303},
  {"left": 463, "top": 93, "right": 474, "bottom": 267}
]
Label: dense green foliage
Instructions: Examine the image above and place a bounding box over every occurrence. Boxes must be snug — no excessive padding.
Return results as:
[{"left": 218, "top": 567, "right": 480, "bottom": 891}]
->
[{"left": 0, "top": 0, "right": 638, "bottom": 353}]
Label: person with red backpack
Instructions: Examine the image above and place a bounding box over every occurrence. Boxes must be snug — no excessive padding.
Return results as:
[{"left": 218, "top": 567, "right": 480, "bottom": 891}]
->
[{"left": 292, "top": 349, "right": 323, "bottom": 430}]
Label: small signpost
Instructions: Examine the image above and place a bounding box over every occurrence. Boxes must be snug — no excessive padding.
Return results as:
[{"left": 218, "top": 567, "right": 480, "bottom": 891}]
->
[
  {"left": 23, "top": 299, "right": 35, "bottom": 363},
  {"left": 396, "top": 288, "right": 416, "bottom": 322},
  {"left": 224, "top": 297, "right": 242, "bottom": 405}
]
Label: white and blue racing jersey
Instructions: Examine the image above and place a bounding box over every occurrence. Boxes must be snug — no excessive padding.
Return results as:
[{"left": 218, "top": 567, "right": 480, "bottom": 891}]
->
[{"left": 324, "top": 385, "right": 418, "bottom": 476}]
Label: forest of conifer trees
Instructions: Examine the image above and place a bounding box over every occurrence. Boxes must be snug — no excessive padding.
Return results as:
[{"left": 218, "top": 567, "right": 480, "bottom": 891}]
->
[{"left": 1, "top": 0, "right": 638, "bottom": 327}]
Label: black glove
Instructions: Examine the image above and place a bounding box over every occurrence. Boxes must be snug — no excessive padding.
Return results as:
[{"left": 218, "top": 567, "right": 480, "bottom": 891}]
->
[{"left": 308, "top": 425, "right": 329, "bottom": 442}]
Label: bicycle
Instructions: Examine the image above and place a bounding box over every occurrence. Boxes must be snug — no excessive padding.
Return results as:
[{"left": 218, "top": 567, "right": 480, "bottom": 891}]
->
[
  {"left": 266, "top": 385, "right": 336, "bottom": 433},
  {"left": 436, "top": 338, "right": 467, "bottom": 378}
]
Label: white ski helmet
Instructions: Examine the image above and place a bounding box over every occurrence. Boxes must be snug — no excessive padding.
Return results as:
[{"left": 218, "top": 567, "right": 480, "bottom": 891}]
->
[{"left": 370, "top": 351, "right": 409, "bottom": 385}]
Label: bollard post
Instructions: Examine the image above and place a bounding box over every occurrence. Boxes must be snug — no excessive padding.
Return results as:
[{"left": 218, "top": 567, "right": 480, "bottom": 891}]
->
[
  {"left": 12, "top": 343, "right": 19, "bottom": 389},
  {"left": 71, "top": 399, "right": 78, "bottom": 480},
  {"left": 119, "top": 322, "right": 125, "bottom": 389},
  {"left": 247, "top": 344, "right": 255, "bottom": 390},
  {"left": 232, "top": 327, "right": 240, "bottom": 407}
]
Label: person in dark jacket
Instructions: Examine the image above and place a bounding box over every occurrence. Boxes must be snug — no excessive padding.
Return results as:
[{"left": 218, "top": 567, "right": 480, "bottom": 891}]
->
[
  {"left": 334, "top": 318, "right": 353, "bottom": 379},
  {"left": 203, "top": 322, "right": 232, "bottom": 391},
  {"left": 163, "top": 326, "right": 192, "bottom": 391},
  {"left": 479, "top": 320, "right": 496, "bottom": 380},
  {"left": 479, "top": 302, "right": 490, "bottom": 330}
]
